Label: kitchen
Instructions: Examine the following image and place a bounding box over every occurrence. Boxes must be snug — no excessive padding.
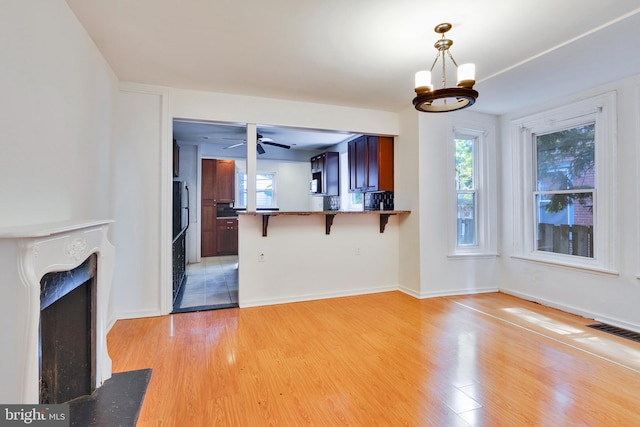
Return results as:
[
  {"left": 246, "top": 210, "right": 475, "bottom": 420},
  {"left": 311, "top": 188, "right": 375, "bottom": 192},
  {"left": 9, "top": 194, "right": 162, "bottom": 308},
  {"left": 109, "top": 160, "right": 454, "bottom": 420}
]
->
[{"left": 171, "top": 120, "right": 405, "bottom": 312}]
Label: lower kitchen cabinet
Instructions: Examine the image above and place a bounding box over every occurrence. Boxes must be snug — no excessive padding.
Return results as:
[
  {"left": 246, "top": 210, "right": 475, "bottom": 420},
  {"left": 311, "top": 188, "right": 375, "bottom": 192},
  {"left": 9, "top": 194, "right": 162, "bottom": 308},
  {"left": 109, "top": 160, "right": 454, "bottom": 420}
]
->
[{"left": 217, "top": 218, "right": 238, "bottom": 255}]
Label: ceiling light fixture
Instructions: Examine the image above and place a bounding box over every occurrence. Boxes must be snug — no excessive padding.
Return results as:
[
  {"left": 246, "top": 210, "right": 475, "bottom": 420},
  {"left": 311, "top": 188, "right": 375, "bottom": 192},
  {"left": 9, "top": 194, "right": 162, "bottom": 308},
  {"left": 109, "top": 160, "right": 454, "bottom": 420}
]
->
[{"left": 413, "top": 23, "right": 478, "bottom": 113}]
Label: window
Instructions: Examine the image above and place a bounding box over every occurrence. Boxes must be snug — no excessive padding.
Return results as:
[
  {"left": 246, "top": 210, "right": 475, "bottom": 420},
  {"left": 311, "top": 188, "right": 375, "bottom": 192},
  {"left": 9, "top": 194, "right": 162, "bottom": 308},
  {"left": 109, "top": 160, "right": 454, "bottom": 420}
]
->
[
  {"left": 238, "top": 172, "right": 276, "bottom": 208},
  {"left": 534, "top": 124, "right": 595, "bottom": 257},
  {"left": 512, "top": 92, "right": 616, "bottom": 273},
  {"left": 448, "top": 119, "right": 497, "bottom": 258},
  {"left": 455, "top": 134, "right": 477, "bottom": 246}
]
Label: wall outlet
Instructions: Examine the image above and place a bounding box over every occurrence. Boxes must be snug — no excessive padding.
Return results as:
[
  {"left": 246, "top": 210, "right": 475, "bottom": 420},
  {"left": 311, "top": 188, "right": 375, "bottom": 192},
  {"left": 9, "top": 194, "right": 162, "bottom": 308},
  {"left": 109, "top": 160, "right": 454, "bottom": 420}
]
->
[
  {"left": 355, "top": 247, "right": 361, "bottom": 256},
  {"left": 258, "top": 251, "right": 266, "bottom": 262}
]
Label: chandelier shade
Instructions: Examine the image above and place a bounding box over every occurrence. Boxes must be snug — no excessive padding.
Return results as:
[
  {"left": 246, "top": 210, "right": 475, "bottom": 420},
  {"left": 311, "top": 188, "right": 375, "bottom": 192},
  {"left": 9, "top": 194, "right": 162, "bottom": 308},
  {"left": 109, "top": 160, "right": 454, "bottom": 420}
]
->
[{"left": 413, "top": 23, "right": 478, "bottom": 113}]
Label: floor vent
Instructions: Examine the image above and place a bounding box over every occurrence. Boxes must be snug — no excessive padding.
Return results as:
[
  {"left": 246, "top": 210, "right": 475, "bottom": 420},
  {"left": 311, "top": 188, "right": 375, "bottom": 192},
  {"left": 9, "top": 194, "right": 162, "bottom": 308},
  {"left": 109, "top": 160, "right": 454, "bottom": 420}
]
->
[{"left": 587, "top": 323, "right": 640, "bottom": 344}]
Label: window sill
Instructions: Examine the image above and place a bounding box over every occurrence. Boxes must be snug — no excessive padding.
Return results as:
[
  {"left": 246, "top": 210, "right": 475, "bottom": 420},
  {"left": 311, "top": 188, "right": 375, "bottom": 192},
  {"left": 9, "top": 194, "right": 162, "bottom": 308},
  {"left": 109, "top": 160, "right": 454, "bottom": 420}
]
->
[
  {"left": 511, "top": 254, "right": 619, "bottom": 277},
  {"left": 447, "top": 252, "right": 499, "bottom": 260}
]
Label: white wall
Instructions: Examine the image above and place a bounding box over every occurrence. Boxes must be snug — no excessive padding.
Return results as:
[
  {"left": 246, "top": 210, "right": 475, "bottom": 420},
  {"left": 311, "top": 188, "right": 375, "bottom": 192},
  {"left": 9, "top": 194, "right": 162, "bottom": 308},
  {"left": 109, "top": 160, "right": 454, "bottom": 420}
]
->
[
  {"left": 254, "top": 159, "right": 313, "bottom": 211},
  {"left": 415, "top": 109, "right": 500, "bottom": 297},
  {"left": 498, "top": 74, "right": 640, "bottom": 331},
  {"left": 0, "top": 0, "right": 118, "bottom": 401},
  {"left": 0, "top": 0, "right": 117, "bottom": 227},
  {"left": 396, "top": 107, "right": 421, "bottom": 296},
  {"left": 238, "top": 213, "right": 401, "bottom": 307},
  {"left": 112, "top": 86, "right": 168, "bottom": 319},
  {"left": 0, "top": 0, "right": 118, "bottom": 330}
]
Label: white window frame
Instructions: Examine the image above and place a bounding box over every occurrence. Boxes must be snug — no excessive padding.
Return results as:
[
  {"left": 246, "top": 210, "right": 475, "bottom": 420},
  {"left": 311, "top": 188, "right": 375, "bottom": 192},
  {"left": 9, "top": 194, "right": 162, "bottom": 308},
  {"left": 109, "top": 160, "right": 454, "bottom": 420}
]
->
[
  {"left": 511, "top": 92, "right": 617, "bottom": 274},
  {"left": 237, "top": 171, "right": 277, "bottom": 208},
  {"left": 447, "top": 120, "right": 498, "bottom": 258}
]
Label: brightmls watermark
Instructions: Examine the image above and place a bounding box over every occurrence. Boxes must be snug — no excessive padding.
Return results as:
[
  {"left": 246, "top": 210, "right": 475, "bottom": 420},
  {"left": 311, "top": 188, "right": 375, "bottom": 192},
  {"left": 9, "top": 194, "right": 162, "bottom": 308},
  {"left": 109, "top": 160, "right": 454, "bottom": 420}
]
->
[{"left": 0, "top": 405, "right": 68, "bottom": 426}]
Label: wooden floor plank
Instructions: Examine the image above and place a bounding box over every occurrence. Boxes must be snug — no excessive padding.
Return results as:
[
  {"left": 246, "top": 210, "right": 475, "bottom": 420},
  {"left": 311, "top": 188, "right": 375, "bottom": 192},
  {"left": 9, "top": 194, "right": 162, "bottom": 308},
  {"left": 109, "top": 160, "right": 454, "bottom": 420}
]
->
[{"left": 107, "top": 291, "right": 640, "bottom": 426}]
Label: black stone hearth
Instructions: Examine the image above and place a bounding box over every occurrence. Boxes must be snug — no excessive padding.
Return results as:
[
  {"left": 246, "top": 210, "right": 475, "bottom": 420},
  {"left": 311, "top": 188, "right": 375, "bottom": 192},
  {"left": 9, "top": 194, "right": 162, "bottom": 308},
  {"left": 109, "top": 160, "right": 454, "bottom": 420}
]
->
[{"left": 68, "top": 369, "right": 152, "bottom": 427}]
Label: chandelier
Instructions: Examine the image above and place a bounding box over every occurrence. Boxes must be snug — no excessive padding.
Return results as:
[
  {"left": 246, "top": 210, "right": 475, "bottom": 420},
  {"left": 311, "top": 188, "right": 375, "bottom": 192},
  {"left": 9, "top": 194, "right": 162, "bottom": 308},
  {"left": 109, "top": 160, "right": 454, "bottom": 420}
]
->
[{"left": 413, "top": 23, "right": 478, "bottom": 113}]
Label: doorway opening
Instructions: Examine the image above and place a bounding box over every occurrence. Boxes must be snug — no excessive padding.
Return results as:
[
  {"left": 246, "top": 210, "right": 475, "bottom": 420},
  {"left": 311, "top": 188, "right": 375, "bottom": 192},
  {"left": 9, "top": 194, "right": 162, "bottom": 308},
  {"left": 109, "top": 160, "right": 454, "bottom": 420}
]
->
[
  {"left": 172, "top": 255, "right": 239, "bottom": 313},
  {"left": 172, "top": 121, "right": 245, "bottom": 313}
]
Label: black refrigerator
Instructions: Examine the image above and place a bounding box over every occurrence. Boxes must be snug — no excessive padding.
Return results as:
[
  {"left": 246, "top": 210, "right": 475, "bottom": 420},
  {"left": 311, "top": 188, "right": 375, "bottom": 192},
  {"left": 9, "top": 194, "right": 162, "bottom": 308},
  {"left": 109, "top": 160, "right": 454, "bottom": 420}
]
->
[
  {"left": 172, "top": 181, "right": 189, "bottom": 304},
  {"left": 173, "top": 181, "right": 189, "bottom": 238}
]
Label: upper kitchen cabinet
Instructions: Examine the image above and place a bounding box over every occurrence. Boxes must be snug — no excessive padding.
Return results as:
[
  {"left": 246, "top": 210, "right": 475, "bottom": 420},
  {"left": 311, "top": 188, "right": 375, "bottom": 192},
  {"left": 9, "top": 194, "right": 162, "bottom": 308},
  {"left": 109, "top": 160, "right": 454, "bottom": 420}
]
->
[
  {"left": 202, "top": 158, "right": 217, "bottom": 201},
  {"left": 310, "top": 152, "right": 339, "bottom": 196},
  {"left": 203, "top": 159, "right": 235, "bottom": 203},
  {"left": 215, "top": 159, "right": 235, "bottom": 203},
  {"left": 348, "top": 135, "right": 394, "bottom": 193}
]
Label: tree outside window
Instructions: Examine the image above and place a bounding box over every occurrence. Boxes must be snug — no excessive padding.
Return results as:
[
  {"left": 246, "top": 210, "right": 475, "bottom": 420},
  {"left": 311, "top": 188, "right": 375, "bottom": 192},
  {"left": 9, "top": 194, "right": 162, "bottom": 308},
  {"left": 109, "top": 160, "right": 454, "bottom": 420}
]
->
[
  {"left": 455, "top": 135, "right": 477, "bottom": 246},
  {"left": 534, "top": 124, "right": 595, "bottom": 257}
]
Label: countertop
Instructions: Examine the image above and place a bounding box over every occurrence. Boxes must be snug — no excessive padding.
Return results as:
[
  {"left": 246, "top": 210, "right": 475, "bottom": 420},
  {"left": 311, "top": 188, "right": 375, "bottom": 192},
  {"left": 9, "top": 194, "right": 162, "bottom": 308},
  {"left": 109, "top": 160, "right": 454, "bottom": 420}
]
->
[
  {"left": 238, "top": 210, "right": 410, "bottom": 216},
  {"left": 239, "top": 210, "right": 410, "bottom": 236}
]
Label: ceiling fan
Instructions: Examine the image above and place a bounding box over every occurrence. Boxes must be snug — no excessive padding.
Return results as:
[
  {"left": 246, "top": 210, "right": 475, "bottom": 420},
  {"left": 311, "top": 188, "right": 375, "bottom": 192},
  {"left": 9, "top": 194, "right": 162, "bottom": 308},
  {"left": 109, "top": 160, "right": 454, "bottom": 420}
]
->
[{"left": 224, "top": 133, "right": 291, "bottom": 154}]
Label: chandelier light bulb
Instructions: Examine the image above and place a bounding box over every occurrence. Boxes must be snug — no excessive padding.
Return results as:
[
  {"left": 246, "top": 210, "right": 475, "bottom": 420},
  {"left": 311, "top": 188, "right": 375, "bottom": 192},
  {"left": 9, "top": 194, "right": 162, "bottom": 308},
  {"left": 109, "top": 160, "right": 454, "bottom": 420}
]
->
[
  {"left": 457, "top": 63, "right": 476, "bottom": 88},
  {"left": 415, "top": 70, "right": 433, "bottom": 93}
]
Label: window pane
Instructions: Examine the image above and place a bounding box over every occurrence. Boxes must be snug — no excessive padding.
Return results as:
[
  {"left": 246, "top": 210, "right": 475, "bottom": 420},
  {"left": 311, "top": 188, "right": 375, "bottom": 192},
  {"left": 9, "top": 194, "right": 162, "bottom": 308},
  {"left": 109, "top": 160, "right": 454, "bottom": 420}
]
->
[
  {"left": 455, "top": 137, "right": 474, "bottom": 190},
  {"left": 238, "top": 173, "right": 275, "bottom": 207},
  {"left": 256, "top": 173, "right": 274, "bottom": 207},
  {"left": 535, "top": 192, "right": 593, "bottom": 257},
  {"left": 536, "top": 124, "right": 595, "bottom": 191},
  {"left": 457, "top": 192, "right": 476, "bottom": 246},
  {"left": 238, "top": 174, "right": 247, "bottom": 206}
]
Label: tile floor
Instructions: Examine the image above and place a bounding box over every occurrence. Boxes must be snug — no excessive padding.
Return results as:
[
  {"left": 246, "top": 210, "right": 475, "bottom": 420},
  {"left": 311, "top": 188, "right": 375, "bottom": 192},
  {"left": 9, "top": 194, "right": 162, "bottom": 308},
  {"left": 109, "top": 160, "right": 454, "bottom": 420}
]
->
[{"left": 172, "top": 255, "right": 239, "bottom": 313}]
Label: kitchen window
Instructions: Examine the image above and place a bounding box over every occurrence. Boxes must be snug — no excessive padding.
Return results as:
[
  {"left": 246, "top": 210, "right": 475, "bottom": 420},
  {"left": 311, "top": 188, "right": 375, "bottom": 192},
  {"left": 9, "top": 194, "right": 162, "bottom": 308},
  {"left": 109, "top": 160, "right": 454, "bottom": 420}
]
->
[
  {"left": 512, "top": 92, "right": 617, "bottom": 273},
  {"left": 238, "top": 172, "right": 277, "bottom": 208}
]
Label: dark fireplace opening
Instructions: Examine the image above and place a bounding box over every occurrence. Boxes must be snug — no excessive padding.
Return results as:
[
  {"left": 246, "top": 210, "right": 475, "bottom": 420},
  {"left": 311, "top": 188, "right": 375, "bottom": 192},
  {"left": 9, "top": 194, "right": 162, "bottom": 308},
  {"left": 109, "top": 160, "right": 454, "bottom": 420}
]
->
[{"left": 39, "top": 254, "right": 97, "bottom": 404}]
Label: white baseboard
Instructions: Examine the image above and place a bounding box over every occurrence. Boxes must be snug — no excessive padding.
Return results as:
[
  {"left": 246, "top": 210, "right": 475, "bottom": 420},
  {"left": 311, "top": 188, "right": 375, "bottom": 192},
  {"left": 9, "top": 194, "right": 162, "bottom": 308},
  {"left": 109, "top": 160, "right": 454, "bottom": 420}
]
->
[
  {"left": 397, "top": 286, "right": 421, "bottom": 298},
  {"left": 501, "top": 288, "right": 640, "bottom": 333},
  {"left": 413, "top": 286, "right": 499, "bottom": 300},
  {"left": 240, "top": 285, "right": 396, "bottom": 308},
  {"left": 106, "top": 312, "right": 117, "bottom": 333}
]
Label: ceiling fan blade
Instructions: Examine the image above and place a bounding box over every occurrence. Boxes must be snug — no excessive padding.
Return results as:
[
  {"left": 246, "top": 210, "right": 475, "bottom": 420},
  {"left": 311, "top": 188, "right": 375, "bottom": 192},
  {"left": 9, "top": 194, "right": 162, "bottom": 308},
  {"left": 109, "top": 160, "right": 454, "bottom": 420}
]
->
[
  {"left": 261, "top": 141, "right": 291, "bottom": 150},
  {"left": 257, "top": 143, "right": 266, "bottom": 155},
  {"left": 224, "top": 142, "right": 245, "bottom": 149}
]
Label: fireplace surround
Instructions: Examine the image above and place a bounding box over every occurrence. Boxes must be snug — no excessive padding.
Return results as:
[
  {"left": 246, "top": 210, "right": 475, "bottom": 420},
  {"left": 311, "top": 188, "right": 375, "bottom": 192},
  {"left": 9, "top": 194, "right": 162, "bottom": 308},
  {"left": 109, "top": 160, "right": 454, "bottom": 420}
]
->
[{"left": 0, "top": 220, "right": 114, "bottom": 404}]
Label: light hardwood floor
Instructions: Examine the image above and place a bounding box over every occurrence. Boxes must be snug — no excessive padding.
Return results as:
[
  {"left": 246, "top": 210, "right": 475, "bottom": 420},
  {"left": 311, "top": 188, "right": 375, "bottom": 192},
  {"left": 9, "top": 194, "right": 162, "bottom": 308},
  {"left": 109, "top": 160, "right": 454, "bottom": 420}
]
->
[{"left": 108, "top": 292, "right": 640, "bottom": 426}]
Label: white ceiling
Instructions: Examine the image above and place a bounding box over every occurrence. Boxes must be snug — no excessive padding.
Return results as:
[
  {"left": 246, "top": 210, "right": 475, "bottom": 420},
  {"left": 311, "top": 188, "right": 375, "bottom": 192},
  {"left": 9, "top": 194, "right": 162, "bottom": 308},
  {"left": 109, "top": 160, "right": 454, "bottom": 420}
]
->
[{"left": 65, "top": 1, "right": 640, "bottom": 148}]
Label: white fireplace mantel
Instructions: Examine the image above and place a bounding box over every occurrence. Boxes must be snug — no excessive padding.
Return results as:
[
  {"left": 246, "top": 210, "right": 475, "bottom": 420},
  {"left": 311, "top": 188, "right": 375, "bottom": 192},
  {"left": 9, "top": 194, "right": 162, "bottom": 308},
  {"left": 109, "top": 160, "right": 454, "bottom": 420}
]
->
[{"left": 0, "top": 220, "right": 115, "bottom": 404}]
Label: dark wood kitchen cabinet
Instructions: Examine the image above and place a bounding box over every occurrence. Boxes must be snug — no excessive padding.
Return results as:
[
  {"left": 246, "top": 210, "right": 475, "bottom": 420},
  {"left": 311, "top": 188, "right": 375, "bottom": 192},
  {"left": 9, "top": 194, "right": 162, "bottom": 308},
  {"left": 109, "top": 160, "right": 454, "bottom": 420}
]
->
[
  {"left": 215, "top": 159, "right": 235, "bottom": 203},
  {"left": 348, "top": 135, "right": 394, "bottom": 193},
  {"left": 201, "top": 199, "right": 217, "bottom": 257},
  {"left": 310, "top": 151, "right": 339, "bottom": 196},
  {"left": 217, "top": 218, "right": 238, "bottom": 255},
  {"left": 202, "top": 159, "right": 235, "bottom": 203},
  {"left": 201, "top": 159, "right": 237, "bottom": 257}
]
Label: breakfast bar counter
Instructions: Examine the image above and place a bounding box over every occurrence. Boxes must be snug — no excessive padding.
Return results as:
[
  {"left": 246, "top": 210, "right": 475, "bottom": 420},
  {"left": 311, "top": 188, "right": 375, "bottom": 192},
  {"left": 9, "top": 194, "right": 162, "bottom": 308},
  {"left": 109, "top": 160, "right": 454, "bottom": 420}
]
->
[{"left": 239, "top": 210, "right": 411, "bottom": 236}]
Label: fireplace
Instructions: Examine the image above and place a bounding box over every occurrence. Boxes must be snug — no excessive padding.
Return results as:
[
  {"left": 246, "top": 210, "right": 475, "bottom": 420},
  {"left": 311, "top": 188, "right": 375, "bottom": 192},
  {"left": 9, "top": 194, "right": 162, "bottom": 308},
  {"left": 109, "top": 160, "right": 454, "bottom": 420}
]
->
[
  {"left": 0, "top": 220, "right": 114, "bottom": 404},
  {"left": 39, "top": 254, "right": 97, "bottom": 404}
]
